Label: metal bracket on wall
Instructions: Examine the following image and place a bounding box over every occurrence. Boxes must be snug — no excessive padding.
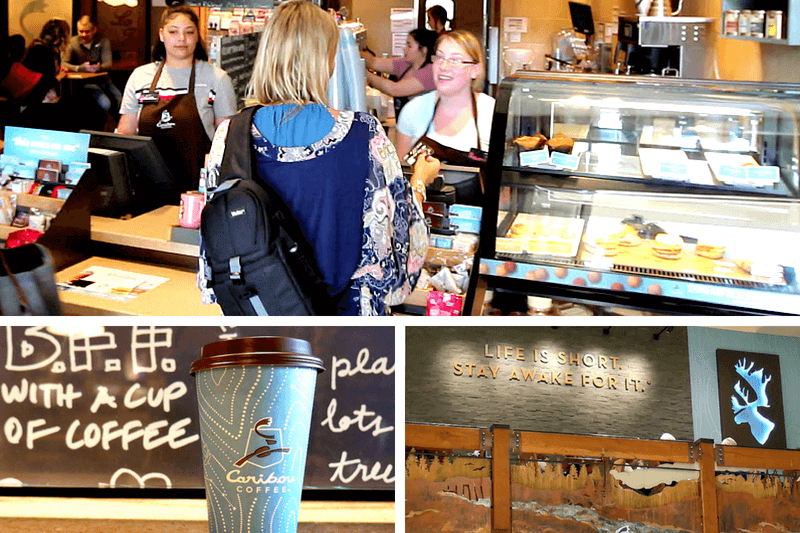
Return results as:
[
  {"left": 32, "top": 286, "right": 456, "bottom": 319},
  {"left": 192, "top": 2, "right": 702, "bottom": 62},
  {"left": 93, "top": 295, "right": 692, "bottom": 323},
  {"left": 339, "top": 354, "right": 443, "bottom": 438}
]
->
[
  {"left": 716, "top": 446, "right": 724, "bottom": 465},
  {"left": 688, "top": 442, "right": 699, "bottom": 462},
  {"left": 510, "top": 431, "right": 521, "bottom": 454},
  {"left": 480, "top": 428, "right": 493, "bottom": 458}
]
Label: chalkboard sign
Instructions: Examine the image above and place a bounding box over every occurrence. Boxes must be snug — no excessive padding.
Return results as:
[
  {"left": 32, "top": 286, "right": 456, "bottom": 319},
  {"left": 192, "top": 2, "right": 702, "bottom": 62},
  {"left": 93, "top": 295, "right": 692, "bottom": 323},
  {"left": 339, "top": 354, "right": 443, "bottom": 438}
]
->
[{"left": 0, "top": 326, "right": 394, "bottom": 491}]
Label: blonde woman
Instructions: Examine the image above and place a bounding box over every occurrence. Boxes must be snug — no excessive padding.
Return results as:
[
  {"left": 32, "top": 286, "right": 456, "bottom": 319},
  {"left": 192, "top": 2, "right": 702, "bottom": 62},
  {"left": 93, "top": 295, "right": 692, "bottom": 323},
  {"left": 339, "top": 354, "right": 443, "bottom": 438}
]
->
[
  {"left": 199, "top": 0, "right": 440, "bottom": 316},
  {"left": 395, "top": 30, "right": 495, "bottom": 161}
]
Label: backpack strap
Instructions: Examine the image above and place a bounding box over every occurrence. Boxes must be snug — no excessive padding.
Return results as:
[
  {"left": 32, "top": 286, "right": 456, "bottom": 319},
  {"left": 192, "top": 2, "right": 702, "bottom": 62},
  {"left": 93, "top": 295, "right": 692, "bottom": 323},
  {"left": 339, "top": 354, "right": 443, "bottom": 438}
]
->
[{"left": 219, "top": 105, "right": 261, "bottom": 180}]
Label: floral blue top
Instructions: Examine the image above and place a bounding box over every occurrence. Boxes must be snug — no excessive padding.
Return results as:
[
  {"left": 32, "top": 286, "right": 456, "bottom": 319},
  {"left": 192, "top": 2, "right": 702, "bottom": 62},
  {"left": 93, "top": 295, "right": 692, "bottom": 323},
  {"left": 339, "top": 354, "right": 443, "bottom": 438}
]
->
[{"left": 198, "top": 107, "right": 429, "bottom": 315}]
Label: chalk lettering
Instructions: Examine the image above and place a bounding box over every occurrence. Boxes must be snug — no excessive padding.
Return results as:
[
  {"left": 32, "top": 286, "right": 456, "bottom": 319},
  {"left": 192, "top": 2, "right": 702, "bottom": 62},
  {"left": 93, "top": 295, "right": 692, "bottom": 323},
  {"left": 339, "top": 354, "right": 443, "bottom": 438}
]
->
[
  {"left": 5, "top": 326, "right": 61, "bottom": 371},
  {"left": 328, "top": 451, "right": 394, "bottom": 484},
  {"left": 65, "top": 417, "right": 197, "bottom": 450},
  {"left": 26, "top": 419, "right": 60, "bottom": 449},
  {"left": 321, "top": 399, "right": 394, "bottom": 437},
  {"left": 1, "top": 379, "right": 82, "bottom": 408},
  {"left": 123, "top": 381, "right": 187, "bottom": 413},
  {"left": 4, "top": 417, "right": 23, "bottom": 444},
  {"left": 331, "top": 348, "right": 394, "bottom": 390},
  {"left": 130, "top": 326, "right": 173, "bottom": 374}
]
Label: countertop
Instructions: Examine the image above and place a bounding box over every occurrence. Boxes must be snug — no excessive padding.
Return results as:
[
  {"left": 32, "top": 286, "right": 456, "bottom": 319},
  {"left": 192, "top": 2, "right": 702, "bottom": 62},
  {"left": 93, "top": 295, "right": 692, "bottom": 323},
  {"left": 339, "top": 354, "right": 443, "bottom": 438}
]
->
[{"left": 0, "top": 497, "right": 394, "bottom": 532}]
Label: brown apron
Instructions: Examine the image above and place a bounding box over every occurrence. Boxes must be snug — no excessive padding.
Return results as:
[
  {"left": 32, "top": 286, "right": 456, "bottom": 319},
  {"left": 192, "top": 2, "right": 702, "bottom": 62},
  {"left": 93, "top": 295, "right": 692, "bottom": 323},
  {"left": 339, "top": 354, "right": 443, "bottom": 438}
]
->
[{"left": 137, "top": 60, "right": 212, "bottom": 203}]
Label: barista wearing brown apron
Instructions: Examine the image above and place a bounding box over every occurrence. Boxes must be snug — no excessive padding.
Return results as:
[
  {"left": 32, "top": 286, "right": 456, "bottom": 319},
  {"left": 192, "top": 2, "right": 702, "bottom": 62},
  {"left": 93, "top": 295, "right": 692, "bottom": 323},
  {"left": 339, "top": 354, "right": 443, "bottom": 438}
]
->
[{"left": 137, "top": 60, "right": 211, "bottom": 202}]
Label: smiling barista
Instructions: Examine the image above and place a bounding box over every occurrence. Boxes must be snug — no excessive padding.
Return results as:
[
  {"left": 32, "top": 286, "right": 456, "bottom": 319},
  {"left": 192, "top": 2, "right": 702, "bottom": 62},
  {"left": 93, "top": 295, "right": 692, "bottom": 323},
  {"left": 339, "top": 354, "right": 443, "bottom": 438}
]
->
[{"left": 117, "top": 5, "right": 237, "bottom": 203}]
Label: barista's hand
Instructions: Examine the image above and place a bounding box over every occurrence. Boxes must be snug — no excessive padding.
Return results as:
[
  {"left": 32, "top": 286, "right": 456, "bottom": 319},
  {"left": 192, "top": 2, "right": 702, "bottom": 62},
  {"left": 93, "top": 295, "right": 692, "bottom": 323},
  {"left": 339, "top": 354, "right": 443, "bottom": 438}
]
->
[{"left": 412, "top": 153, "right": 441, "bottom": 187}]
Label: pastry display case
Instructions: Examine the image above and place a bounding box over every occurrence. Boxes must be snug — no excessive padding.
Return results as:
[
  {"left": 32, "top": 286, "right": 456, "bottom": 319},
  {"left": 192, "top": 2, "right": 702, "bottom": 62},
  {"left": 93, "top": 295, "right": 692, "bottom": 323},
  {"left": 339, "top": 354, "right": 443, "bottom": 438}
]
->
[{"left": 471, "top": 72, "right": 800, "bottom": 315}]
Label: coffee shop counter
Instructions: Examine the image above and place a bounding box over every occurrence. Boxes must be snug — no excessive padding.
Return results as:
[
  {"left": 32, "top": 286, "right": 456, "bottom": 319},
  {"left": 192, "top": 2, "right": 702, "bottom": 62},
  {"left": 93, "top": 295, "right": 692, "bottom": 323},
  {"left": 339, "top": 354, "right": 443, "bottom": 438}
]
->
[
  {"left": 0, "top": 497, "right": 394, "bottom": 532},
  {"left": 55, "top": 204, "right": 221, "bottom": 316}
]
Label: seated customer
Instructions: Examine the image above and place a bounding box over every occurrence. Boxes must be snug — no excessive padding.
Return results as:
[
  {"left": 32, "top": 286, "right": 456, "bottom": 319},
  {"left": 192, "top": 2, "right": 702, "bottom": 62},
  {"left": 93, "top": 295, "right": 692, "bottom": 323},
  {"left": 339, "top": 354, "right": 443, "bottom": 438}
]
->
[
  {"left": 361, "top": 28, "right": 438, "bottom": 117},
  {"left": 4, "top": 19, "right": 84, "bottom": 132},
  {"left": 61, "top": 15, "right": 122, "bottom": 117}
]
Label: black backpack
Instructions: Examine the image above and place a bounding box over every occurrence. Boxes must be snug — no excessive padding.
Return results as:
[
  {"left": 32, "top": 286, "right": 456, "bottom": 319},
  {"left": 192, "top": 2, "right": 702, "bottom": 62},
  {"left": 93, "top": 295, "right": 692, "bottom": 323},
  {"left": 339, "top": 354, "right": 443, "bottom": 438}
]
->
[{"left": 200, "top": 106, "right": 340, "bottom": 315}]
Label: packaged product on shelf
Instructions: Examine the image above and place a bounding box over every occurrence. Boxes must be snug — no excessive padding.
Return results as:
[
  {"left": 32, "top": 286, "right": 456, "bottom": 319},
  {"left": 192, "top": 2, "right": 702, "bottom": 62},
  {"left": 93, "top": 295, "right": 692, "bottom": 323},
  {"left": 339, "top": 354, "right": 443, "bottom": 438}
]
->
[{"left": 0, "top": 191, "right": 17, "bottom": 225}]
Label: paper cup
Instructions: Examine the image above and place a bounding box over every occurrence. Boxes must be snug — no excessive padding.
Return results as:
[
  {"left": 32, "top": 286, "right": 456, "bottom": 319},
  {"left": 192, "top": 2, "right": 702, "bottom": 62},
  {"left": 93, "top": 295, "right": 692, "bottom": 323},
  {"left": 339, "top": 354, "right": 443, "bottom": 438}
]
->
[{"left": 191, "top": 337, "right": 324, "bottom": 533}]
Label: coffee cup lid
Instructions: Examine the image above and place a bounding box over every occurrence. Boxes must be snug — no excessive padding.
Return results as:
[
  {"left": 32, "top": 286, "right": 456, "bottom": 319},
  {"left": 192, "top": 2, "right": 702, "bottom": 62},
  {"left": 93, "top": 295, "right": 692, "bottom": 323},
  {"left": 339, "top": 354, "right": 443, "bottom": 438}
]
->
[{"left": 190, "top": 336, "right": 325, "bottom": 375}]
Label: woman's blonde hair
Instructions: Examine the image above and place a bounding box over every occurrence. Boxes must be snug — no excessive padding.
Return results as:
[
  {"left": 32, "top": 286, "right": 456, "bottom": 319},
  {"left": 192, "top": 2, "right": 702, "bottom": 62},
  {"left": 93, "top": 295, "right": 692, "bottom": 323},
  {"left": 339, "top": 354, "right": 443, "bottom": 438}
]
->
[
  {"left": 437, "top": 30, "right": 486, "bottom": 93},
  {"left": 247, "top": 0, "right": 340, "bottom": 105}
]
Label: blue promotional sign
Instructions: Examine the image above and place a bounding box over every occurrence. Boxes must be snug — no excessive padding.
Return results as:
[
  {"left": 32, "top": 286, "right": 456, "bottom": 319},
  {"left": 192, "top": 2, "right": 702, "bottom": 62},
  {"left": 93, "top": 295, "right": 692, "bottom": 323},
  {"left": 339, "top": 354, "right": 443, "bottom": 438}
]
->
[{"left": 4, "top": 127, "right": 90, "bottom": 164}]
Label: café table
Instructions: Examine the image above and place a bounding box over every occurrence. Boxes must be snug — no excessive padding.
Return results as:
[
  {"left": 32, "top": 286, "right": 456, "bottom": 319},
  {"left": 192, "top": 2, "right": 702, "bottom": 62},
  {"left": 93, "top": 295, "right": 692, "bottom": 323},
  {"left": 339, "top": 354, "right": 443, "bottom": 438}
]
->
[{"left": 62, "top": 71, "right": 110, "bottom": 100}]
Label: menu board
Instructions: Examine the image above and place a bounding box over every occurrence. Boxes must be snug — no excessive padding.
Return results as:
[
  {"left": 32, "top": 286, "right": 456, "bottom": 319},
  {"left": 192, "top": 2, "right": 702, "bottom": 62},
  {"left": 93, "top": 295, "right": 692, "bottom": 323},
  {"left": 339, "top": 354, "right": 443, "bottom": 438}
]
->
[{"left": 0, "top": 326, "right": 394, "bottom": 491}]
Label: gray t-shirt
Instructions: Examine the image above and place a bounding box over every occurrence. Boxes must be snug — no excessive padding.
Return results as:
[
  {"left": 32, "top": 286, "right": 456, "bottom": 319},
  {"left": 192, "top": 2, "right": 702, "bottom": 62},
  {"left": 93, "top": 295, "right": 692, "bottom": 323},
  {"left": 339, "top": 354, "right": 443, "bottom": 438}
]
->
[{"left": 120, "top": 61, "right": 238, "bottom": 140}]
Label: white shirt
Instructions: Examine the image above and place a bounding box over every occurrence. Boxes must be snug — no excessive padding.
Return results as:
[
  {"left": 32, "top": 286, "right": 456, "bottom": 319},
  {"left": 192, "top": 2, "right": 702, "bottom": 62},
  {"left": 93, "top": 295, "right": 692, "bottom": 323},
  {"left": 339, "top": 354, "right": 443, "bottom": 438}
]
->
[{"left": 396, "top": 90, "right": 495, "bottom": 153}]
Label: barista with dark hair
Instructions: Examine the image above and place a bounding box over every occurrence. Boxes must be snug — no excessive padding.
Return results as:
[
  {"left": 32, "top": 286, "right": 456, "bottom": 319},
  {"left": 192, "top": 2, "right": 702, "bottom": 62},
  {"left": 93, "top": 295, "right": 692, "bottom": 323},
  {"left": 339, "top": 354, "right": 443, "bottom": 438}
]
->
[
  {"left": 427, "top": 5, "right": 450, "bottom": 34},
  {"left": 117, "top": 5, "right": 237, "bottom": 198},
  {"left": 361, "top": 28, "right": 438, "bottom": 117}
]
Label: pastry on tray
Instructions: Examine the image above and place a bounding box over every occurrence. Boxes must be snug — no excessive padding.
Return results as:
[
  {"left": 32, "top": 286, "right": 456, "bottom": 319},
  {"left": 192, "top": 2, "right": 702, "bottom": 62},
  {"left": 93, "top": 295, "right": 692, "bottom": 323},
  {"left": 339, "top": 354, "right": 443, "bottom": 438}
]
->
[
  {"left": 616, "top": 228, "right": 643, "bottom": 247},
  {"left": 513, "top": 133, "right": 547, "bottom": 150},
  {"left": 696, "top": 241, "right": 726, "bottom": 260},
  {"left": 651, "top": 233, "right": 684, "bottom": 260},
  {"left": 546, "top": 133, "right": 575, "bottom": 154},
  {"left": 593, "top": 236, "right": 619, "bottom": 257}
]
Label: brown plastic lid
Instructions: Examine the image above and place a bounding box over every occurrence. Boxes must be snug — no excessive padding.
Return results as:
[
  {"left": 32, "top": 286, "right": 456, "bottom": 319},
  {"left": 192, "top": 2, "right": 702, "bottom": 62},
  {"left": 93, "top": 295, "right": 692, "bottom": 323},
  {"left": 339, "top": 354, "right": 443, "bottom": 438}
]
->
[{"left": 190, "top": 337, "right": 325, "bottom": 375}]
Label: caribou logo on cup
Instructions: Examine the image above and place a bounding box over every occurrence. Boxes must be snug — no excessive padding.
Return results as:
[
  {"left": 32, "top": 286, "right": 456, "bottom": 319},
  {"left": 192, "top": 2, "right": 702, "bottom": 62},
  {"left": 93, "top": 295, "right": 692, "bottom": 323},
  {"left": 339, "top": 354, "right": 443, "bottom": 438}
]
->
[{"left": 234, "top": 418, "right": 290, "bottom": 468}]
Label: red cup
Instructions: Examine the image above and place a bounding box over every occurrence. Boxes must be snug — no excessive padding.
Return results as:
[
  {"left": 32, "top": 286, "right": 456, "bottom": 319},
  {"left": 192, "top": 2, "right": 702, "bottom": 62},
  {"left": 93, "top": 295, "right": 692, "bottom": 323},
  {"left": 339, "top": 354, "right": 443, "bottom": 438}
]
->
[{"left": 179, "top": 191, "right": 205, "bottom": 229}]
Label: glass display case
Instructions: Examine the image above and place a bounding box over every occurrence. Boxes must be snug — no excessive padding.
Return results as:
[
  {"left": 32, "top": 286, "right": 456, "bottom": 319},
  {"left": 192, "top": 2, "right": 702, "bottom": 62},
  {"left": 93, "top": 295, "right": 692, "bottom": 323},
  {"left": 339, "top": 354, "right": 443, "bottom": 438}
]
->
[{"left": 471, "top": 72, "right": 800, "bottom": 315}]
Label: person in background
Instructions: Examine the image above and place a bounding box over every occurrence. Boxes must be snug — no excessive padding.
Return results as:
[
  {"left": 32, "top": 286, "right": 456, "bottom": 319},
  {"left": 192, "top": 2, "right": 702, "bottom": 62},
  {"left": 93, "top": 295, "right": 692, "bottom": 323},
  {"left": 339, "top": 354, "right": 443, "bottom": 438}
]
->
[
  {"left": 426, "top": 5, "right": 450, "bottom": 35},
  {"left": 396, "top": 30, "right": 494, "bottom": 160},
  {"left": 361, "top": 28, "right": 438, "bottom": 117},
  {"left": 3, "top": 19, "right": 91, "bottom": 132},
  {"left": 61, "top": 15, "right": 122, "bottom": 119},
  {"left": 22, "top": 19, "right": 71, "bottom": 106},
  {"left": 117, "top": 4, "right": 237, "bottom": 200},
  {"left": 198, "top": 0, "right": 440, "bottom": 316},
  {"left": 1, "top": 34, "right": 26, "bottom": 80}
]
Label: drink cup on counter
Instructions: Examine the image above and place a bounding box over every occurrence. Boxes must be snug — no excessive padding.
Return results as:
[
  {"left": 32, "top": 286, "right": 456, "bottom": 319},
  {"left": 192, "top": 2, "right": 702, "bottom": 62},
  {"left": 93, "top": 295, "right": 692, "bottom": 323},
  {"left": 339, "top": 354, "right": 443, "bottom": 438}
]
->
[
  {"left": 179, "top": 191, "right": 206, "bottom": 229},
  {"left": 191, "top": 337, "right": 324, "bottom": 533}
]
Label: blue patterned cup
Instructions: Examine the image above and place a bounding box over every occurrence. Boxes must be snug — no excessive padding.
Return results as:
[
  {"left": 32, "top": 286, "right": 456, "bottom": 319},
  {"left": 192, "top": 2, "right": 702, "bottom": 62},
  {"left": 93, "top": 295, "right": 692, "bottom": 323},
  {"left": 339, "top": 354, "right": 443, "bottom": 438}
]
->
[{"left": 191, "top": 337, "right": 324, "bottom": 533}]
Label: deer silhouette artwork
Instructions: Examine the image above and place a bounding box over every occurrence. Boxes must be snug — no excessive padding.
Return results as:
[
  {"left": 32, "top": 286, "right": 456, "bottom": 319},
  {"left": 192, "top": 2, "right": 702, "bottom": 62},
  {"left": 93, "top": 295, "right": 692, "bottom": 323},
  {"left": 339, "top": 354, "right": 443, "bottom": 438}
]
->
[{"left": 731, "top": 358, "right": 776, "bottom": 445}]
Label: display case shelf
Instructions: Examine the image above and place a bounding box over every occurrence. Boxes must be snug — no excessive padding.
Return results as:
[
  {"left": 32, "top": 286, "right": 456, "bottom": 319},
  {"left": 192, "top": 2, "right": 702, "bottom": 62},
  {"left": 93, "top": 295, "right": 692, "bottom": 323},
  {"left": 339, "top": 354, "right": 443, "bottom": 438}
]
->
[{"left": 468, "top": 72, "right": 800, "bottom": 315}]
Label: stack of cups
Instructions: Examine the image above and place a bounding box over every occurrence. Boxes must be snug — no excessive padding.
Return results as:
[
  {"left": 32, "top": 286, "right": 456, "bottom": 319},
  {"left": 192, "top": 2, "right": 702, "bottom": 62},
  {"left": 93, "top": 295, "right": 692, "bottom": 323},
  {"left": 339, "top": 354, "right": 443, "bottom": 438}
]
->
[{"left": 191, "top": 337, "right": 325, "bottom": 533}]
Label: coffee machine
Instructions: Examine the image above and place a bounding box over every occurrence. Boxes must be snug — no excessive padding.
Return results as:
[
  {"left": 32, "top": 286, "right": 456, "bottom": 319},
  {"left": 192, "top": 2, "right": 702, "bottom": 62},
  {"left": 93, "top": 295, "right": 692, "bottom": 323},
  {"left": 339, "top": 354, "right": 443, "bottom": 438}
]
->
[{"left": 615, "top": 15, "right": 713, "bottom": 78}]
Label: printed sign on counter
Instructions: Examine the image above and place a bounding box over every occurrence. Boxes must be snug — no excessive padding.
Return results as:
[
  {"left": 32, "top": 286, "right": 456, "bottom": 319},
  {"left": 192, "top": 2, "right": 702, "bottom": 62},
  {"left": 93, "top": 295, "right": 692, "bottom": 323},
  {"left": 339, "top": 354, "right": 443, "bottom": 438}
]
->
[{"left": 0, "top": 326, "right": 394, "bottom": 490}]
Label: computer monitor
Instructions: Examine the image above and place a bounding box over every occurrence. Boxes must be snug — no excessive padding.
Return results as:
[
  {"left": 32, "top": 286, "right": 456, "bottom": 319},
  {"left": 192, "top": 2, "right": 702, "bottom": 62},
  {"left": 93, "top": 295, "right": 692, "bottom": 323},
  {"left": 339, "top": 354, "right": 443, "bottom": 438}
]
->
[
  {"left": 569, "top": 2, "right": 595, "bottom": 38},
  {"left": 80, "top": 130, "right": 178, "bottom": 217}
]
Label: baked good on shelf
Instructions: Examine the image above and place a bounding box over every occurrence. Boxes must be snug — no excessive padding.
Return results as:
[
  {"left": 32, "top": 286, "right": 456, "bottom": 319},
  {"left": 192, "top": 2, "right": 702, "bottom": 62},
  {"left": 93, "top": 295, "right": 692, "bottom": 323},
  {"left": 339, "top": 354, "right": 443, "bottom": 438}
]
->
[
  {"left": 513, "top": 133, "right": 547, "bottom": 150},
  {"left": 508, "top": 222, "right": 532, "bottom": 238},
  {"left": 593, "top": 235, "right": 619, "bottom": 257},
  {"left": 617, "top": 231, "right": 642, "bottom": 247},
  {"left": 651, "top": 233, "right": 684, "bottom": 260},
  {"left": 546, "top": 133, "right": 575, "bottom": 154},
  {"left": 696, "top": 241, "right": 725, "bottom": 260}
]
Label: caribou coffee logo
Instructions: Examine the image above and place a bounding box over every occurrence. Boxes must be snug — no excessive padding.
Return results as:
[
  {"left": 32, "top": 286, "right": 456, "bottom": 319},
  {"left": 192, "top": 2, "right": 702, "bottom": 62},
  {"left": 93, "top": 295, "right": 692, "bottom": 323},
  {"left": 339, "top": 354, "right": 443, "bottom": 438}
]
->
[
  {"left": 227, "top": 418, "right": 296, "bottom": 490},
  {"left": 235, "top": 418, "right": 290, "bottom": 468},
  {"left": 731, "top": 359, "right": 776, "bottom": 445}
]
